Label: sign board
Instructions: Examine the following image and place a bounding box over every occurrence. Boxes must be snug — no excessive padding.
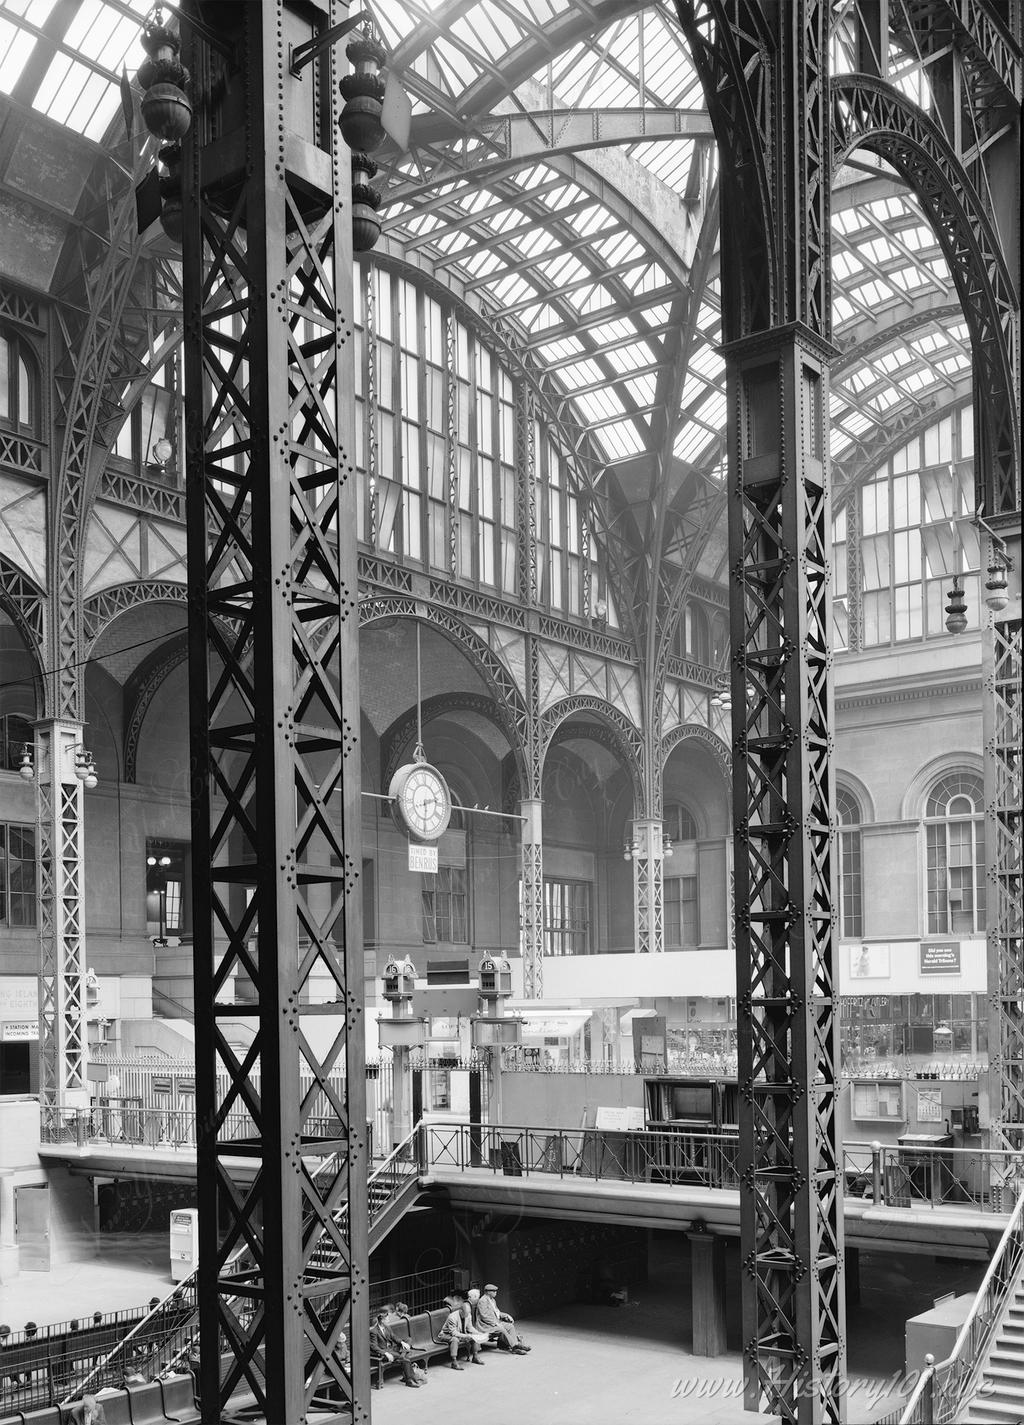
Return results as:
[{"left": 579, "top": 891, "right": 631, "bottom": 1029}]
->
[
  {"left": 408, "top": 842, "right": 438, "bottom": 873},
  {"left": 1, "top": 1021, "right": 36, "bottom": 1042},
  {"left": 920, "top": 943, "right": 961, "bottom": 976},
  {"left": 429, "top": 1017, "right": 458, "bottom": 1040},
  {"left": 595, "top": 1106, "right": 645, "bottom": 1132},
  {"left": 917, "top": 1088, "right": 943, "bottom": 1123}
]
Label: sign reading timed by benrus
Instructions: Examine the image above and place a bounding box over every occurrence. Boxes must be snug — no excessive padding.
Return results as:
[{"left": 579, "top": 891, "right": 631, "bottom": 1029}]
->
[{"left": 920, "top": 942, "right": 961, "bottom": 975}]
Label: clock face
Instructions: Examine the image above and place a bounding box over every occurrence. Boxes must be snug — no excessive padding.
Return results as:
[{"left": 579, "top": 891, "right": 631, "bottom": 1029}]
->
[{"left": 391, "top": 762, "right": 452, "bottom": 842}]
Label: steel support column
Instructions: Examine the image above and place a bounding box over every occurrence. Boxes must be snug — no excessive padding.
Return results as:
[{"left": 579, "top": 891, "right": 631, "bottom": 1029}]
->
[
  {"left": 726, "top": 325, "right": 845, "bottom": 1425},
  {"left": 520, "top": 798, "right": 544, "bottom": 999},
  {"left": 984, "top": 563, "right": 1023, "bottom": 1204},
  {"left": 632, "top": 819, "right": 665, "bottom": 954},
  {"left": 181, "top": 3, "right": 369, "bottom": 1420},
  {"left": 35, "top": 720, "right": 89, "bottom": 1119}
]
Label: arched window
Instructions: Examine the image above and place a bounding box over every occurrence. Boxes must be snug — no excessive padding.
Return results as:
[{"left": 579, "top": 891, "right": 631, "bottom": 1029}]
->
[
  {"left": 835, "top": 787, "right": 862, "bottom": 939},
  {"left": 924, "top": 771, "right": 985, "bottom": 935},
  {"left": 664, "top": 803, "right": 699, "bottom": 842},
  {"left": 683, "top": 604, "right": 710, "bottom": 664},
  {"left": 0, "top": 328, "right": 38, "bottom": 433}
]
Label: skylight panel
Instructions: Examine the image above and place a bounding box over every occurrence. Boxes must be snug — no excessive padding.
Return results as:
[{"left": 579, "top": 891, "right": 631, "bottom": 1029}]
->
[
  {"left": 625, "top": 374, "right": 657, "bottom": 406},
  {"left": 594, "top": 420, "right": 645, "bottom": 461},
  {"left": 0, "top": 17, "right": 36, "bottom": 91},
  {"left": 537, "top": 337, "right": 585, "bottom": 364},
  {"left": 574, "top": 388, "right": 625, "bottom": 427},
  {"left": 674, "top": 420, "right": 717, "bottom": 462}
]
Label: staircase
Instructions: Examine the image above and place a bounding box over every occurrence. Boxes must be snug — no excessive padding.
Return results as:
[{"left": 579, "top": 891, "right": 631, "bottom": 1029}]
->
[{"left": 964, "top": 1274, "right": 1024, "bottom": 1425}]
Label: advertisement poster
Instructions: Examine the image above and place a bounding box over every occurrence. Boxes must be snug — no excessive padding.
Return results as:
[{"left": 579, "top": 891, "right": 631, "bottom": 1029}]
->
[{"left": 849, "top": 944, "right": 891, "bottom": 980}]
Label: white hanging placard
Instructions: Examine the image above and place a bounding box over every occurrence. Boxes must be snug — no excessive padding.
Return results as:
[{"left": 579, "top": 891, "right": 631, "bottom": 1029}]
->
[{"left": 408, "top": 842, "right": 438, "bottom": 873}]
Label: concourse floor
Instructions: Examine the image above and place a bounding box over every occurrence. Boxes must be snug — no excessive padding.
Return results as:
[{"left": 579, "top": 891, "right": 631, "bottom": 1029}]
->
[
  {"left": 0, "top": 1229, "right": 985, "bottom": 1425},
  {"left": 369, "top": 1232, "right": 985, "bottom": 1425},
  {"left": 0, "top": 1232, "right": 170, "bottom": 1330}
]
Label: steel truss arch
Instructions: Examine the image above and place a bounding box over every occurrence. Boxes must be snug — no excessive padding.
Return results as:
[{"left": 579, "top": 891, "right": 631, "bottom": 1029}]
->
[
  {"left": 538, "top": 694, "right": 646, "bottom": 814},
  {"left": 0, "top": 553, "right": 46, "bottom": 672},
  {"left": 81, "top": 580, "right": 187, "bottom": 654},
  {"left": 122, "top": 632, "right": 189, "bottom": 785},
  {"left": 661, "top": 722, "right": 732, "bottom": 780},
  {"left": 674, "top": 0, "right": 778, "bottom": 338},
  {"left": 379, "top": 691, "right": 509, "bottom": 796},
  {"left": 358, "top": 596, "right": 529, "bottom": 793},
  {"left": 832, "top": 75, "right": 1020, "bottom": 517}
]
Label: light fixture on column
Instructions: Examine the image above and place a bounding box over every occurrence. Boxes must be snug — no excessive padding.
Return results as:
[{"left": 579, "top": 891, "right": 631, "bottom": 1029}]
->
[
  {"left": 944, "top": 576, "right": 968, "bottom": 635},
  {"left": 984, "top": 563, "right": 1010, "bottom": 612},
  {"left": 623, "top": 829, "right": 640, "bottom": 861},
  {"left": 662, "top": 832, "right": 674, "bottom": 858},
  {"left": 152, "top": 436, "right": 174, "bottom": 466},
  {"left": 19, "top": 743, "right": 34, "bottom": 781},
  {"left": 709, "top": 673, "right": 731, "bottom": 712},
  {"left": 71, "top": 745, "right": 98, "bottom": 790}
]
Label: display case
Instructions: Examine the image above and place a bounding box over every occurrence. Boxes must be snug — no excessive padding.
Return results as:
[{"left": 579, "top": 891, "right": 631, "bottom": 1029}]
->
[{"left": 850, "top": 1078, "right": 905, "bottom": 1121}]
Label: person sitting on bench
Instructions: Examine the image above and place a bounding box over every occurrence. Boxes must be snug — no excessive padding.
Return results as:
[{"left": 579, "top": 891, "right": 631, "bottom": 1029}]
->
[
  {"left": 369, "top": 1306, "right": 423, "bottom": 1387},
  {"left": 437, "top": 1295, "right": 485, "bottom": 1369},
  {"left": 475, "top": 1284, "right": 530, "bottom": 1354}
]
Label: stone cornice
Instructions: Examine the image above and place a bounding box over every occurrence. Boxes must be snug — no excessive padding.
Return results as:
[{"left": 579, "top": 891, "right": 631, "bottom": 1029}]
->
[{"left": 837, "top": 677, "right": 982, "bottom": 710}]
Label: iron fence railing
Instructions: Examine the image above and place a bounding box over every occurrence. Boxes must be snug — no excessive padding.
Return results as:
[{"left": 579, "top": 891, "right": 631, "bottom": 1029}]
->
[
  {"left": 39, "top": 1106, "right": 346, "bottom": 1152},
  {"left": 897, "top": 1182, "right": 1024, "bottom": 1423},
  {"left": 422, "top": 1124, "right": 1017, "bottom": 1213},
  {"left": 0, "top": 1299, "right": 185, "bottom": 1414}
]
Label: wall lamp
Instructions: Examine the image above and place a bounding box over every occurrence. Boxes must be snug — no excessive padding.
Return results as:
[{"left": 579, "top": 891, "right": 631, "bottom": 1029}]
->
[
  {"left": 18, "top": 743, "right": 98, "bottom": 789},
  {"left": 709, "top": 676, "right": 732, "bottom": 713}
]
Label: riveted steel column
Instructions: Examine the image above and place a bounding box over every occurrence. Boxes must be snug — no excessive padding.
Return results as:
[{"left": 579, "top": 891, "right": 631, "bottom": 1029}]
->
[
  {"left": 726, "top": 327, "right": 844, "bottom": 1424},
  {"left": 35, "top": 720, "right": 89, "bottom": 1119},
  {"left": 632, "top": 819, "right": 665, "bottom": 954},
  {"left": 181, "top": 3, "right": 369, "bottom": 1421}
]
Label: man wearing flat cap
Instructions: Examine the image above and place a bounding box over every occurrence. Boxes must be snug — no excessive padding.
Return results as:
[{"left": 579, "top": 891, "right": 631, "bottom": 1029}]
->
[{"left": 475, "top": 1284, "right": 530, "bottom": 1354}]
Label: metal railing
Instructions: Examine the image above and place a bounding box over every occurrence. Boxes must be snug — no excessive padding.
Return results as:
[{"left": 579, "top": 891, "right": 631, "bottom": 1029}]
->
[
  {"left": 39, "top": 1106, "right": 345, "bottom": 1152},
  {"left": 422, "top": 1124, "right": 1017, "bottom": 1213},
  {"left": 0, "top": 1304, "right": 161, "bottom": 1414},
  {"left": 897, "top": 1182, "right": 1024, "bottom": 1424}
]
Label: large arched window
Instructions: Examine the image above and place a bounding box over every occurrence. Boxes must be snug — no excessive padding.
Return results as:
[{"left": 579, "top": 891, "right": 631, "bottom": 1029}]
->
[
  {"left": 0, "top": 328, "right": 38, "bottom": 433},
  {"left": 924, "top": 770, "right": 985, "bottom": 935},
  {"left": 832, "top": 407, "right": 980, "bottom": 648},
  {"left": 835, "top": 786, "right": 863, "bottom": 939},
  {"left": 354, "top": 269, "right": 612, "bottom": 624}
]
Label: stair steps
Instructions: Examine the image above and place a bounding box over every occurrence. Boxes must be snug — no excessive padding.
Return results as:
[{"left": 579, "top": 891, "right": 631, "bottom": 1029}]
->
[{"left": 965, "top": 1285, "right": 1024, "bottom": 1425}]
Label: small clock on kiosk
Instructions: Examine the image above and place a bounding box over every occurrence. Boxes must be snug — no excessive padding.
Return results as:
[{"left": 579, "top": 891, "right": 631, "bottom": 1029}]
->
[{"left": 388, "top": 758, "right": 452, "bottom": 842}]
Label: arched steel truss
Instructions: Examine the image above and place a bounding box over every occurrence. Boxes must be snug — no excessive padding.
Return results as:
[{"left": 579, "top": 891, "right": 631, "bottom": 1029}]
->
[{"left": 832, "top": 75, "right": 1020, "bottom": 517}]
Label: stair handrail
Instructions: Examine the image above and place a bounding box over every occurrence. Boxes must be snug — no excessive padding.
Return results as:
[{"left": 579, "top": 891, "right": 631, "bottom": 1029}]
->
[
  {"left": 898, "top": 1176, "right": 1024, "bottom": 1424},
  {"left": 308, "top": 1124, "right": 422, "bottom": 1252},
  {"left": 62, "top": 1239, "right": 251, "bottom": 1405}
]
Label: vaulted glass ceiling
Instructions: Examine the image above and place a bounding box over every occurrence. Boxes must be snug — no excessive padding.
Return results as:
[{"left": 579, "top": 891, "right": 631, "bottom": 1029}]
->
[{"left": 0, "top": 0, "right": 977, "bottom": 492}]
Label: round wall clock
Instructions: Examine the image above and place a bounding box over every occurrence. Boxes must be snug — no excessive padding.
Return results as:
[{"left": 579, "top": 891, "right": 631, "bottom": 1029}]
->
[{"left": 388, "top": 759, "right": 452, "bottom": 842}]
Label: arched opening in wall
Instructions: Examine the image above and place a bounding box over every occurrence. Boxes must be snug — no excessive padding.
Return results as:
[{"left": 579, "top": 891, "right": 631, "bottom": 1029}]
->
[
  {"left": 0, "top": 607, "right": 41, "bottom": 1091},
  {"left": 540, "top": 717, "right": 637, "bottom": 960},
  {"left": 662, "top": 737, "right": 733, "bottom": 1066},
  {"left": 360, "top": 616, "right": 522, "bottom": 1010},
  {"left": 82, "top": 599, "right": 190, "bottom": 1031}
]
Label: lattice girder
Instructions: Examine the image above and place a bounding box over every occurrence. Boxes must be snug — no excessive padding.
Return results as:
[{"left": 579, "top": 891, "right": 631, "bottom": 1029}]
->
[{"left": 182, "top": 4, "right": 369, "bottom": 1420}]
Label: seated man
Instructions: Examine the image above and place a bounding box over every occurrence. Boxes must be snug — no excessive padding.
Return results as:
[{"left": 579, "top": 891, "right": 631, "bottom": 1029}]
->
[
  {"left": 436, "top": 1294, "right": 485, "bottom": 1369},
  {"left": 475, "top": 1284, "right": 530, "bottom": 1354},
  {"left": 369, "top": 1306, "right": 422, "bottom": 1387},
  {"left": 70, "top": 1395, "right": 107, "bottom": 1425}
]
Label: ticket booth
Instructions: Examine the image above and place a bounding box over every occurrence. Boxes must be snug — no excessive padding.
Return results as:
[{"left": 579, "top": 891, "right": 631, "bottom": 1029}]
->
[{"left": 169, "top": 1208, "right": 199, "bottom": 1282}]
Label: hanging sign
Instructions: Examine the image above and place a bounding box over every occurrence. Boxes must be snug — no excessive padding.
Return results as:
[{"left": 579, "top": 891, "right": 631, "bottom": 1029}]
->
[
  {"left": 408, "top": 842, "right": 438, "bottom": 873},
  {"left": 920, "top": 943, "right": 960, "bottom": 975}
]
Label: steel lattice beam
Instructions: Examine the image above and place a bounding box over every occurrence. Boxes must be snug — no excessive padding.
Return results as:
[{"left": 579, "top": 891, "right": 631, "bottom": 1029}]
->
[
  {"left": 674, "top": 4, "right": 846, "bottom": 1421},
  {"left": 181, "top": 3, "right": 369, "bottom": 1421}
]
